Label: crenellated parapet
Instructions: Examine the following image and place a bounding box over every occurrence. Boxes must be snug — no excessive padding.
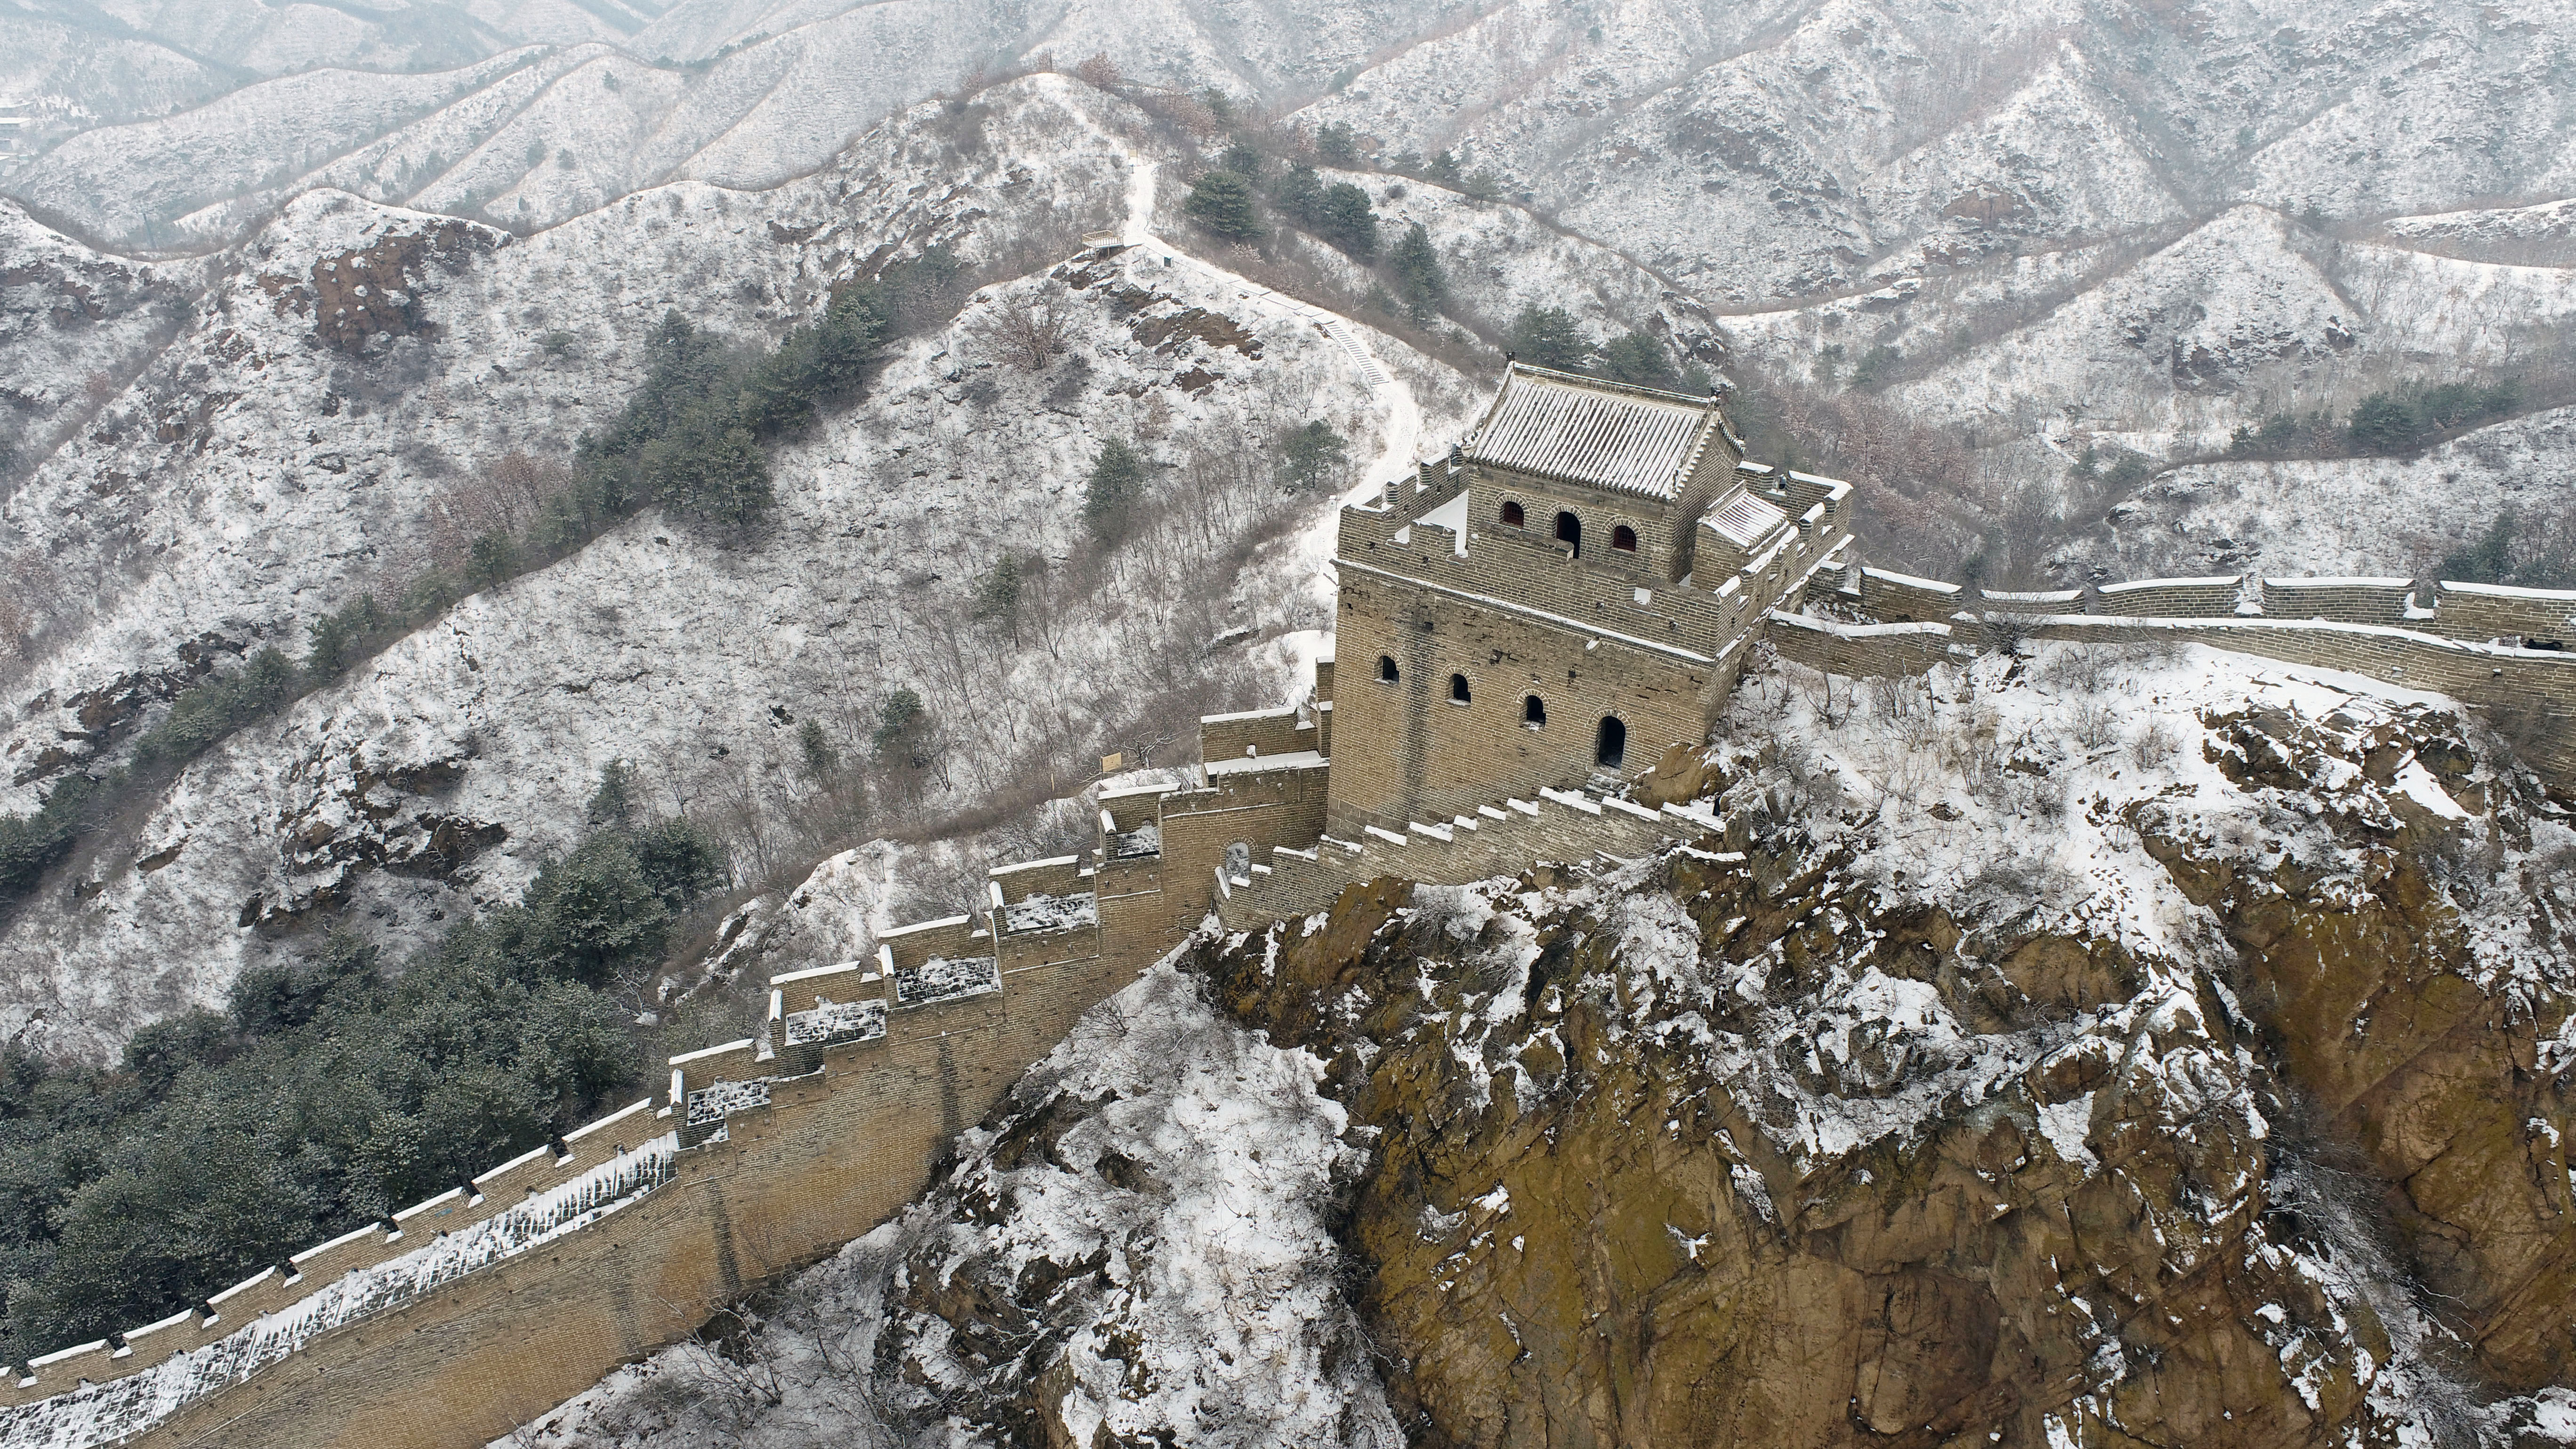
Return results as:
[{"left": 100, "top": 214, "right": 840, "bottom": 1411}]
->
[{"left": 1802, "top": 569, "right": 2576, "bottom": 783}]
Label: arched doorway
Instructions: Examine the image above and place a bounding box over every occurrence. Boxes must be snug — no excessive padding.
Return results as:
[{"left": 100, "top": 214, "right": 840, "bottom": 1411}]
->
[
  {"left": 1523, "top": 695, "right": 1546, "bottom": 727},
  {"left": 1595, "top": 715, "right": 1626, "bottom": 770},
  {"left": 1449, "top": 673, "right": 1472, "bottom": 704},
  {"left": 1554, "top": 511, "right": 1581, "bottom": 558},
  {"left": 1377, "top": 655, "right": 1399, "bottom": 683}
]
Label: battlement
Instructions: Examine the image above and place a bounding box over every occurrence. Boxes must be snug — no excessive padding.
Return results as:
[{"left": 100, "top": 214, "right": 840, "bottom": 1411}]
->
[{"left": 1800, "top": 572, "right": 2576, "bottom": 781}]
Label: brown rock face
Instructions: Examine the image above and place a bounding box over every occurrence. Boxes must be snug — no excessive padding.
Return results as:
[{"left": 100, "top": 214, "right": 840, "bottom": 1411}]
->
[
  {"left": 1199, "top": 696, "right": 2571, "bottom": 1449},
  {"left": 257, "top": 217, "right": 496, "bottom": 354}
]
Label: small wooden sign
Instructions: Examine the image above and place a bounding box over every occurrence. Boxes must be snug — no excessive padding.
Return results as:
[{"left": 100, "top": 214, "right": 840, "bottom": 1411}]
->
[{"left": 1100, "top": 752, "right": 1124, "bottom": 774}]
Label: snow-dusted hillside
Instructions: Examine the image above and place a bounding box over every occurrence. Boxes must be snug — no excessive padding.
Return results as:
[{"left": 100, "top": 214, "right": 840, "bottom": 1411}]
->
[
  {"left": 3, "top": 0, "right": 2572, "bottom": 1045},
  {"left": 0, "top": 74, "right": 1471, "bottom": 1057},
  {"left": 0, "top": 0, "right": 1464, "bottom": 249}
]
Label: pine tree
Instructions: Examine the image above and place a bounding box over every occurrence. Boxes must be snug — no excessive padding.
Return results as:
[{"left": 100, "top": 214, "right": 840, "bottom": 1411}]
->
[
  {"left": 1276, "top": 161, "right": 1322, "bottom": 223},
  {"left": 1184, "top": 170, "right": 1264, "bottom": 240},
  {"left": 1388, "top": 223, "right": 1447, "bottom": 320},
  {"left": 1084, "top": 439, "right": 1146, "bottom": 540},
  {"left": 872, "top": 689, "right": 927, "bottom": 763},
  {"left": 797, "top": 719, "right": 839, "bottom": 780},
  {"left": 1508, "top": 306, "right": 1591, "bottom": 371},
  {"left": 1314, "top": 183, "right": 1377, "bottom": 257},
  {"left": 1278, "top": 421, "right": 1349, "bottom": 492},
  {"left": 971, "top": 555, "right": 1024, "bottom": 634},
  {"left": 1599, "top": 331, "right": 1680, "bottom": 391}
]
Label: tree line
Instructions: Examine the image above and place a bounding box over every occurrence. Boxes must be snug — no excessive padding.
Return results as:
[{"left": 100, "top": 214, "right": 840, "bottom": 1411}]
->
[
  {"left": 0, "top": 768, "right": 724, "bottom": 1366},
  {"left": 0, "top": 251, "right": 969, "bottom": 914},
  {"left": 2227, "top": 376, "right": 2528, "bottom": 460}
]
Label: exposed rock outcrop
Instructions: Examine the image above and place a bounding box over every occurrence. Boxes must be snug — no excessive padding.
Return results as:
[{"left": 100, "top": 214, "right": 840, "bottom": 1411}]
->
[{"left": 1189, "top": 648, "right": 2576, "bottom": 1447}]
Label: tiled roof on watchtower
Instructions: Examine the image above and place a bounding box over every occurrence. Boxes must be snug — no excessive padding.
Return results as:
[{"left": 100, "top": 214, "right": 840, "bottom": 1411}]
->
[{"left": 1464, "top": 363, "right": 1723, "bottom": 500}]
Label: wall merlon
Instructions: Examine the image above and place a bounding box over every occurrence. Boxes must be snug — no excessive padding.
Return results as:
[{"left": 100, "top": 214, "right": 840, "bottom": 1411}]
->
[
  {"left": 557, "top": 1099, "right": 663, "bottom": 1171},
  {"left": 1199, "top": 705, "right": 1314, "bottom": 762},
  {"left": 988, "top": 854, "right": 1085, "bottom": 903},
  {"left": 281, "top": 1221, "right": 403, "bottom": 1294},
  {"left": 23, "top": 1339, "right": 112, "bottom": 1393},
  {"left": 200, "top": 1266, "right": 297, "bottom": 1329},
  {"left": 2093, "top": 575, "right": 2242, "bottom": 618},
  {"left": 101, "top": 1308, "right": 199, "bottom": 1377},
  {"left": 770, "top": 961, "right": 870, "bottom": 1015},
  {"left": 1978, "top": 587, "right": 2085, "bottom": 614},
  {"left": 876, "top": 916, "right": 983, "bottom": 972}
]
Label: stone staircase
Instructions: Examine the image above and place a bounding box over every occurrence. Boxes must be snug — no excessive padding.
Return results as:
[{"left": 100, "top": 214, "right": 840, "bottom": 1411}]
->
[
  {"left": 1314, "top": 315, "right": 1392, "bottom": 386},
  {"left": 1212, "top": 786, "right": 1719, "bottom": 929}
]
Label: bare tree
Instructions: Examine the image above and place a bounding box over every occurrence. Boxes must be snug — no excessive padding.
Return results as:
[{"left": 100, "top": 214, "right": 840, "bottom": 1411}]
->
[
  {"left": 968, "top": 285, "right": 1076, "bottom": 372},
  {"left": 1074, "top": 52, "right": 1121, "bottom": 90}
]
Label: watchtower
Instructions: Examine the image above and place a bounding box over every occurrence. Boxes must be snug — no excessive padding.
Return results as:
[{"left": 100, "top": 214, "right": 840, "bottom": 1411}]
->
[{"left": 1325, "top": 363, "right": 1846, "bottom": 834}]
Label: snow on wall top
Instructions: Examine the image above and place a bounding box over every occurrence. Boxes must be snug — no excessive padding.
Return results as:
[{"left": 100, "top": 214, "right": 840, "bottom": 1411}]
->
[
  {"left": 0, "top": 1134, "right": 677, "bottom": 1449},
  {"left": 1465, "top": 364, "right": 1716, "bottom": 501}
]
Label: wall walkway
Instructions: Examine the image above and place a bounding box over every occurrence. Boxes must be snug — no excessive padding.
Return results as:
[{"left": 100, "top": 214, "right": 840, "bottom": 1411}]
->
[
  {"left": 1215, "top": 786, "right": 1716, "bottom": 929},
  {"left": 1809, "top": 570, "right": 2576, "bottom": 783}
]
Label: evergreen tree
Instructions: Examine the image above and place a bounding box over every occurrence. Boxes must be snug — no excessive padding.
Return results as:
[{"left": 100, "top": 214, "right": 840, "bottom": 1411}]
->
[
  {"left": 797, "top": 719, "right": 838, "bottom": 780},
  {"left": 1508, "top": 306, "right": 1591, "bottom": 371},
  {"left": 1278, "top": 421, "right": 1350, "bottom": 492},
  {"left": 1388, "top": 223, "right": 1447, "bottom": 320},
  {"left": 1219, "top": 141, "right": 1264, "bottom": 183},
  {"left": 1084, "top": 438, "right": 1147, "bottom": 540},
  {"left": 1313, "top": 183, "right": 1377, "bottom": 257},
  {"left": 588, "top": 760, "right": 636, "bottom": 827},
  {"left": 1316, "top": 122, "right": 1358, "bottom": 165},
  {"left": 2347, "top": 393, "right": 2428, "bottom": 454},
  {"left": 1184, "top": 171, "right": 1264, "bottom": 241},
  {"left": 872, "top": 689, "right": 927, "bottom": 763},
  {"left": 1275, "top": 161, "right": 1323, "bottom": 223},
  {"left": 1599, "top": 331, "right": 1681, "bottom": 391},
  {"left": 972, "top": 554, "right": 1025, "bottom": 633}
]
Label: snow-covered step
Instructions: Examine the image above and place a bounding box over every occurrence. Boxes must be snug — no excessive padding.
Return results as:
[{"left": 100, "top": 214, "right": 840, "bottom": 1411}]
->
[{"left": 1215, "top": 787, "right": 1721, "bottom": 929}]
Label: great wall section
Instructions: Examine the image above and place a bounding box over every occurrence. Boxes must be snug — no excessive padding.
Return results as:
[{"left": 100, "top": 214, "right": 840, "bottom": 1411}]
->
[{"left": 12, "top": 352, "right": 2576, "bottom": 1447}]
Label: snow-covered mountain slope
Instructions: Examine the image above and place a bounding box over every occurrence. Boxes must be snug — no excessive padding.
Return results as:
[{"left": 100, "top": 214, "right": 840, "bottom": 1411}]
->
[
  {"left": 0, "top": 201, "right": 201, "bottom": 491},
  {"left": 2068, "top": 403, "right": 2576, "bottom": 580},
  {"left": 0, "top": 0, "right": 1465, "bottom": 249},
  {"left": 0, "top": 74, "right": 1465, "bottom": 1059}
]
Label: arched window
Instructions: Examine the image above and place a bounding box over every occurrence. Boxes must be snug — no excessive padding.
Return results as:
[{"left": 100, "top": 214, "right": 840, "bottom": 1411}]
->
[
  {"left": 1377, "top": 655, "right": 1399, "bottom": 683},
  {"left": 1449, "top": 673, "right": 1472, "bottom": 704},
  {"left": 1554, "top": 511, "right": 1581, "bottom": 558},
  {"left": 1611, "top": 524, "right": 1638, "bottom": 553},
  {"left": 1500, "top": 500, "right": 1524, "bottom": 527},
  {"left": 1595, "top": 715, "right": 1627, "bottom": 770},
  {"left": 1523, "top": 695, "right": 1546, "bottom": 728}
]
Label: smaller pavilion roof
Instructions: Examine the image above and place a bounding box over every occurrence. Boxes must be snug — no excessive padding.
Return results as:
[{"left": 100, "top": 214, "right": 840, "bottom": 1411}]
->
[{"left": 1703, "top": 488, "right": 1790, "bottom": 550}]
